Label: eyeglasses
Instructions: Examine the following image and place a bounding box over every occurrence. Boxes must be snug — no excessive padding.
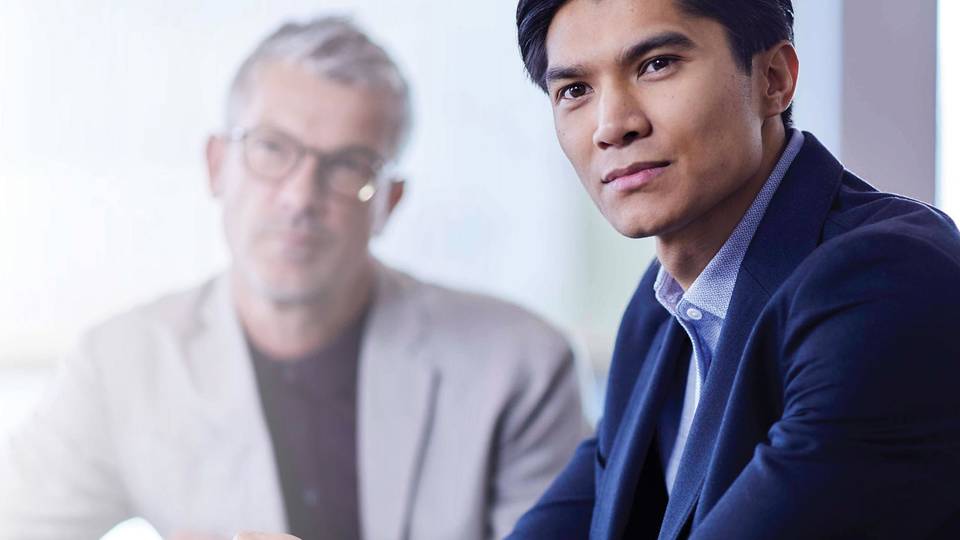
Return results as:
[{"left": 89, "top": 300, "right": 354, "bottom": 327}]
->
[{"left": 225, "top": 127, "right": 387, "bottom": 202}]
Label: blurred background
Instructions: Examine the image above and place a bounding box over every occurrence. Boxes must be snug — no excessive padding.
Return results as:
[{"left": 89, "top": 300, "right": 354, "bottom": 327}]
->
[{"left": 0, "top": 0, "right": 955, "bottom": 536}]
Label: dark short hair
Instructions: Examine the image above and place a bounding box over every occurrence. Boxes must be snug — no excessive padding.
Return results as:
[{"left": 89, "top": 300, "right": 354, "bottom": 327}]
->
[{"left": 516, "top": 0, "right": 795, "bottom": 127}]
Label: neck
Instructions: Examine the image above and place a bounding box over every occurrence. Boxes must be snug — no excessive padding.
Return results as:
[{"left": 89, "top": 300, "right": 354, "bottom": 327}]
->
[
  {"left": 657, "top": 121, "right": 788, "bottom": 290},
  {"left": 233, "top": 258, "right": 375, "bottom": 361}
]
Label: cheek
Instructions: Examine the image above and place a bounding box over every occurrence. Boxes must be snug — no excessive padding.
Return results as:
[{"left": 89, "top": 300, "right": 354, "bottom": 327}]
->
[
  {"left": 657, "top": 82, "right": 732, "bottom": 140},
  {"left": 701, "top": 76, "right": 758, "bottom": 145},
  {"left": 222, "top": 181, "right": 268, "bottom": 241},
  {"left": 322, "top": 202, "right": 374, "bottom": 248},
  {"left": 555, "top": 115, "right": 595, "bottom": 184},
  {"left": 333, "top": 205, "right": 367, "bottom": 235},
  {"left": 656, "top": 76, "right": 755, "bottom": 175}
]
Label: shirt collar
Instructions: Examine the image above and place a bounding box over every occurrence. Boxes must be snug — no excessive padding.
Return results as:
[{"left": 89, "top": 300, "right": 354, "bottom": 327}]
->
[{"left": 655, "top": 129, "right": 805, "bottom": 320}]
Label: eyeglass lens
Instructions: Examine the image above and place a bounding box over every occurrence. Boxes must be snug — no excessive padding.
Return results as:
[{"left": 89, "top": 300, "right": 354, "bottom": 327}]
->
[{"left": 241, "top": 129, "right": 381, "bottom": 198}]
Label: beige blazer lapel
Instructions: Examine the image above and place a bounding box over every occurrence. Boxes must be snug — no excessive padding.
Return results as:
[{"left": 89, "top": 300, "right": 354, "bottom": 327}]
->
[
  {"left": 182, "top": 275, "right": 287, "bottom": 533},
  {"left": 359, "top": 265, "right": 439, "bottom": 540}
]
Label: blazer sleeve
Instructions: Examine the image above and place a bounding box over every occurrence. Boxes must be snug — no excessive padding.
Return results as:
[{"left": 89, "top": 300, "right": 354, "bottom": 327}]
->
[
  {"left": 506, "top": 434, "right": 598, "bottom": 539},
  {"left": 488, "top": 338, "right": 590, "bottom": 540},
  {"left": 691, "top": 231, "right": 960, "bottom": 539},
  {"left": 0, "top": 333, "right": 131, "bottom": 539}
]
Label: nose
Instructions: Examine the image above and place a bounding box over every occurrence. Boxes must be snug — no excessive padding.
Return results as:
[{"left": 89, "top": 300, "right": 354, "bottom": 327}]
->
[
  {"left": 275, "top": 154, "right": 326, "bottom": 213},
  {"left": 591, "top": 83, "right": 651, "bottom": 150}
]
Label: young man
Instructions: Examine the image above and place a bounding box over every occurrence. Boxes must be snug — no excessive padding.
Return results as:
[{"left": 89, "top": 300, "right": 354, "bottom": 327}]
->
[
  {"left": 0, "top": 18, "right": 585, "bottom": 540},
  {"left": 510, "top": 0, "right": 960, "bottom": 538}
]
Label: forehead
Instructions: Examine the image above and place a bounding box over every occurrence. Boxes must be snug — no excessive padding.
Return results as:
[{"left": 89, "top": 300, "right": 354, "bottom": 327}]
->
[
  {"left": 239, "top": 61, "right": 396, "bottom": 153},
  {"left": 545, "top": 0, "right": 719, "bottom": 70}
]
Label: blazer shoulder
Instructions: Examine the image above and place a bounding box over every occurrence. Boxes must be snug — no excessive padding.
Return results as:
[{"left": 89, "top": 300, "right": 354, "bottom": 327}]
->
[
  {"left": 826, "top": 171, "right": 959, "bottom": 242},
  {"left": 424, "top": 278, "right": 568, "bottom": 352},
  {"left": 386, "top": 267, "right": 573, "bottom": 375},
  {"left": 807, "top": 172, "right": 960, "bottom": 283},
  {"left": 76, "top": 277, "right": 218, "bottom": 367},
  {"left": 759, "top": 217, "right": 960, "bottom": 420},
  {"left": 779, "top": 217, "right": 960, "bottom": 327},
  {"left": 820, "top": 192, "right": 960, "bottom": 264}
]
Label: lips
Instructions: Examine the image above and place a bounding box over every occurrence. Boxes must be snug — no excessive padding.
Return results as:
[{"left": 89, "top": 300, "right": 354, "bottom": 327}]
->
[
  {"left": 602, "top": 161, "right": 671, "bottom": 193},
  {"left": 603, "top": 161, "right": 671, "bottom": 184},
  {"left": 260, "top": 226, "right": 332, "bottom": 252}
]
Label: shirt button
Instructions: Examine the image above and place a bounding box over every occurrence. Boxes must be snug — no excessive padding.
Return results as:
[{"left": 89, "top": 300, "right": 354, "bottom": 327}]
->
[{"left": 686, "top": 307, "right": 703, "bottom": 320}]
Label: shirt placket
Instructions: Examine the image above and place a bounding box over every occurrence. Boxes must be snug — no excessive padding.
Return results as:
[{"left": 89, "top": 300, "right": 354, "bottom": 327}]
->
[{"left": 676, "top": 299, "right": 710, "bottom": 388}]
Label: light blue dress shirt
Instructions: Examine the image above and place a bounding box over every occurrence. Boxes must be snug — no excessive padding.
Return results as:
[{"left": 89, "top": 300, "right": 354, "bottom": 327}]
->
[{"left": 654, "top": 129, "right": 805, "bottom": 494}]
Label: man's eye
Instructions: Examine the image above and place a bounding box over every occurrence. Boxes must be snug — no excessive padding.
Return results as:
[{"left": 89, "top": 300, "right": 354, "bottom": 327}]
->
[
  {"left": 558, "top": 83, "right": 591, "bottom": 101},
  {"left": 641, "top": 57, "right": 675, "bottom": 76},
  {"left": 254, "top": 138, "right": 288, "bottom": 154},
  {"left": 332, "top": 155, "right": 377, "bottom": 175}
]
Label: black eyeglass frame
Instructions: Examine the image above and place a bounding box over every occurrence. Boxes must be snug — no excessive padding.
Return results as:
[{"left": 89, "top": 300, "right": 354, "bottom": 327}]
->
[{"left": 223, "top": 126, "right": 391, "bottom": 203}]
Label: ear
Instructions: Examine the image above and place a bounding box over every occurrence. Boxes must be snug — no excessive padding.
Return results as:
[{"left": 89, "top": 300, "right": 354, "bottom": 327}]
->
[
  {"left": 758, "top": 40, "right": 799, "bottom": 120},
  {"left": 205, "top": 135, "right": 226, "bottom": 197},
  {"left": 386, "top": 178, "right": 405, "bottom": 216},
  {"left": 369, "top": 178, "right": 405, "bottom": 236}
]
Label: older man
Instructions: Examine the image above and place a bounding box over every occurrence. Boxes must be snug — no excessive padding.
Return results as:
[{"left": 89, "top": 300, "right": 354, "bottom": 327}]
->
[{"left": 0, "top": 18, "right": 584, "bottom": 540}]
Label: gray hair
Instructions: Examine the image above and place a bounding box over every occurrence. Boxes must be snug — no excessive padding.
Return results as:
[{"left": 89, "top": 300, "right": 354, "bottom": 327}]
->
[{"left": 225, "top": 17, "right": 412, "bottom": 158}]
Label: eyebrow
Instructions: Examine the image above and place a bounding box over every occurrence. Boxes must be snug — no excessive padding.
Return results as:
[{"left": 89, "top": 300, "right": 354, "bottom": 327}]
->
[
  {"left": 619, "top": 31, "right": 695, "bottom": 66},
  {"left": 544, "top": 31, "right": 696, "bottom": 86}
]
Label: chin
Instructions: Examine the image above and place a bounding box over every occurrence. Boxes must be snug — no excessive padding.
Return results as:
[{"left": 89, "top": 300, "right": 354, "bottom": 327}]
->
[
  {"left": 603, "top": 207, "right": 664, "bottom": 239},
  {"left": 265, "top": 286, "right": 326, "bottom": 305},
  {"left": 261, "top": 279, "right": 330, "bottom": 305},
  {"left": 242, "top": 264, "right": 332, "bottom": 305},
  {"left": 614, "top": 223, "right": 655, "bottom": 239}
]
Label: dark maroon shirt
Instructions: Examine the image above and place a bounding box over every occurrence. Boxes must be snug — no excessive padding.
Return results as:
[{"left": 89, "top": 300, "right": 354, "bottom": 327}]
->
[{"left": 248, "top": 310, "right": 368, "bottom": 540}]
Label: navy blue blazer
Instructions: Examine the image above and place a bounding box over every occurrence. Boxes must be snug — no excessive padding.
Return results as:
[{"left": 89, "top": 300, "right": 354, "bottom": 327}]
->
[{"left": 510, "top": 133, "right": 960, "bottom": 539}]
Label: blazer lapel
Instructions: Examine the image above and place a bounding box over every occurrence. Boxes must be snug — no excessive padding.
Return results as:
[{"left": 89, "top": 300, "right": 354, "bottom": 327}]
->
[
  {"left": 657, "top": 133, "right": 845, "bottom": 540},
  {"left": 184, "top": 275, "right": 287, "bottom": 532},
  {"left": 657, "top": 275, "right": 770, "bottom": 540},
  {"left": 592, "top": 317, "right": 688, "bottom": 540},
  {"left": 358, "top": 264, "right": 438, "bottom": 540}
]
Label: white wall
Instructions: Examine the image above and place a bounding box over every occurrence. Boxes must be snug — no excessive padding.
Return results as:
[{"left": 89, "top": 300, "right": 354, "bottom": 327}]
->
[
  {"left": 792, "top": 0, "right": 844, "bottom": 156},
  {"left": 940, "top": 0, "right": 960, "bottom": 218},
  {"left": 842, "top": 0, "right": 938, "bottom": 204},
  {"left": 793, "top": 0, "right": 947, "bottom": 211}
]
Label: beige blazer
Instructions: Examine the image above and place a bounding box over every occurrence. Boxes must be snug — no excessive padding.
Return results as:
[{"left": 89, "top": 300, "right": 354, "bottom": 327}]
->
[{"left": 0, "top": 264, "right": 585, "bottom": 540}]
